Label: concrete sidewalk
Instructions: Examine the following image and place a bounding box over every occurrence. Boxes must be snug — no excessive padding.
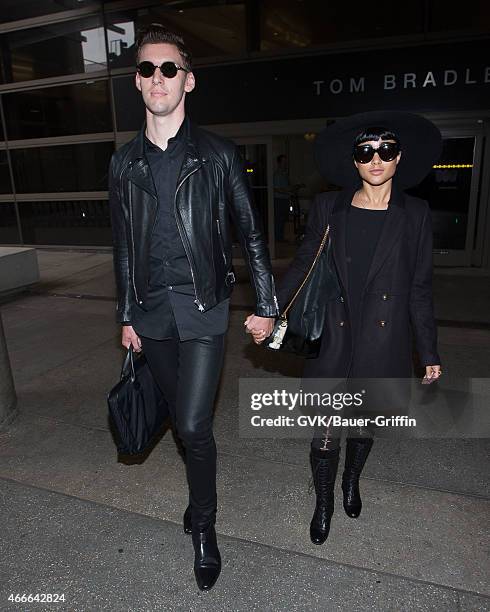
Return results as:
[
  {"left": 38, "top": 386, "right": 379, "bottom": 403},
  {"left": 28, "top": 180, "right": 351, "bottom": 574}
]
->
[{"left": 0, "top": 250, "right": 489, "bottom": 611}]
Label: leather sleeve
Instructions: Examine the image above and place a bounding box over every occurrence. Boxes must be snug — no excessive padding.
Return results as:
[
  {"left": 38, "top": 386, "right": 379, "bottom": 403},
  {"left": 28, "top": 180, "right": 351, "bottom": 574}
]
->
[
  {"left": 227, "top": 147, "right": 278, "bottom": 317},
  {"left": 408, "top": 202, "right": 441, "bottom": 366},
  {"left": 108, "top": 153, "right": 132, "bottom": 324},
  {"left": 276, "top": 193, "right": 329, "bottom": 312}
]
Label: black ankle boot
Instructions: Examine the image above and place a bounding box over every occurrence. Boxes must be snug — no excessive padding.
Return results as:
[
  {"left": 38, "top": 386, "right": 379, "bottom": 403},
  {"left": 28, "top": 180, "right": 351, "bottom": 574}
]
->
[
  {"left": 183, "top": 504, "right": 192, "bottom": 534},
  {"left": 309, "top": 447, "right": 340, "bottom": 545},
  {"left": 192, "top": 524, "right": 221, "bottom": 591},
  {"left": 342, "top": 437, "right": 373, "bottom": 518}
]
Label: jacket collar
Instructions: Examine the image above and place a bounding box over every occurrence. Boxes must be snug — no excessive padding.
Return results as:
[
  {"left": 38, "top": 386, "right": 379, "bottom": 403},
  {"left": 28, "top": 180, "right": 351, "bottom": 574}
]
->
[
  {"left": 330, "top": 185, "right": 406, "bottom": 293},
  {"left": 125, "top": 117, "right": 206, "bottom": 197}
]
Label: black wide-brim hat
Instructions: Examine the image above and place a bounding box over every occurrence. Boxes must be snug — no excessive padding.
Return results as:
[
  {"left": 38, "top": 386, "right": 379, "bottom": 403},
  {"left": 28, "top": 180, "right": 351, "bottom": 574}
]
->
[{"left": 314, "top": 110, "right": 442, "bottom": 189}]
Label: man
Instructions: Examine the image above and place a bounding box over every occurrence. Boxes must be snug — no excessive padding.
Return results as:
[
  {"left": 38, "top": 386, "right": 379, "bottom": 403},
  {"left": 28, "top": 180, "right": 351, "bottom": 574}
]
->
[
  {"left": 108, "top": 23, "right": 276, "bottom": 591},
  {"left": 273, "top": 154, "right": 292, "bottom": 242}
]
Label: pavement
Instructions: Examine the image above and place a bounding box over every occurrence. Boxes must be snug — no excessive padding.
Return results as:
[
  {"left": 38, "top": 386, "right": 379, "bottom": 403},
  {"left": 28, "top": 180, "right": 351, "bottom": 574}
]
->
[{"left": 0, "top": 250, "right": 489, "bottom": 612}]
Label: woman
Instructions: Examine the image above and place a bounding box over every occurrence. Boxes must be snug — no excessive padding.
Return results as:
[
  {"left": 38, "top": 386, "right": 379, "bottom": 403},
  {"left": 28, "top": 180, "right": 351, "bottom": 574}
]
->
[{"left": 252, "top": 111, "right": 442, "bottom": 544}]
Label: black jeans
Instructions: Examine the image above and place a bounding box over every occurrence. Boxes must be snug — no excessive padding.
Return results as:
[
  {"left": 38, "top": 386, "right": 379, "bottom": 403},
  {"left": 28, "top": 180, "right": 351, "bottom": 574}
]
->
[{"left": 140, "top": 334, "right": 225, "bottom": 530}]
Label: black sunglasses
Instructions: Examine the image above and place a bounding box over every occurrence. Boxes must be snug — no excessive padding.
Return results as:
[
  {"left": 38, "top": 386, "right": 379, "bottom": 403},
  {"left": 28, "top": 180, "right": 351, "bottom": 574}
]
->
[
  {"left": 136, "top": 61, "right": 188, "bottom": 79},
  {"left": 353, "top": 141, "right": 401, "bottom": 164}
]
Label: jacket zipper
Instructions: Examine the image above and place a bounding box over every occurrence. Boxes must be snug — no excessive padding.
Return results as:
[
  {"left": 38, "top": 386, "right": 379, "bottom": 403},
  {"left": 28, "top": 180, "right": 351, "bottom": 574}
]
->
[
  {"left": 127, "top": 177, "right": 141, "bottom": 304},
  {"left": 216, "top": 219, "right": 227, "bottom": 266},
  {"left": 174, "top": 165, "right": 204, "bottom": 311},
  {"left": 120, "top": 161, "right": 141, "bottom": 304}
]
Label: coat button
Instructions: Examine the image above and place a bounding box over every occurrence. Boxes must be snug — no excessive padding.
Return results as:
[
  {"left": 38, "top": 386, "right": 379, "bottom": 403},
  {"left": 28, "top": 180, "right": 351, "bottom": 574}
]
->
[
  {"left": 339, "top": 296, "right": 344, "bottom": 303},
  {"left": 382, "top": 293, "right": 389, "bottom": 300},
  {"left": 339, "top": 321, "right": 345, "bottom": 327},
  {"left": 379, "top": 320, "right": 387, "bottom": 327},
  {"left": 138, "top": 300, "right": 143, "bottom": 304}
]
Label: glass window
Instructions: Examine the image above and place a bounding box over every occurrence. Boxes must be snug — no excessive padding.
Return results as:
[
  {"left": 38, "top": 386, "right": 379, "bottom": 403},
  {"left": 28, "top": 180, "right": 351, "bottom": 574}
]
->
[
  {"left": 0, "top": 203, "right": 21, "bottom": 244},
  {"left": 10, "top": 142, "right": 114, "bottom": 193},
  {"left": 0, "top": 150, "right": 13, "bottom": 194},
  {"left": 408, "top": 137, "right": 475, "bottom": 251},
  {"left": 429, "top": 1, "right": 490, "bottom": 34},
  {"left": 106, "top": 1, "right": 246, "bottom": 69},
  {"left": 0, "top": 1, "right": 100, "bottom": 24},
  {"left": 0, "top": 15, "right": 107, "bottom": 84},
  {"left": 4, "top": 80, "right": 112, "bottom": 140},
  {"left": 18, "top": 200, "right": 111, "bottom": 246},
  {"left": 260, "top": 0, "right": 425, "bottom": 51}
]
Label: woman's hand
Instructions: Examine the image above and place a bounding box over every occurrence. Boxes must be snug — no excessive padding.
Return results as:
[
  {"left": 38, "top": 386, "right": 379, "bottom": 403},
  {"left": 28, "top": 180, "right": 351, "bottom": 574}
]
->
[{"left": 423, "top": 364, "right": 441, "bottom": 383}]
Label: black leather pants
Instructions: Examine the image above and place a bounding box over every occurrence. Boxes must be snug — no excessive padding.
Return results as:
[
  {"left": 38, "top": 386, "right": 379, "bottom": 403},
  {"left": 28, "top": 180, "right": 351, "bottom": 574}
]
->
[{"left": 141, "top": 334, "right": 225, "bottom": 530}]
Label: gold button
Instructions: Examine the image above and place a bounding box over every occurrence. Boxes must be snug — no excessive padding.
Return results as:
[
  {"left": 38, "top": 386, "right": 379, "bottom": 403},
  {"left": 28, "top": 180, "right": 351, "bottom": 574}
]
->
[
  {"left": 379, "top": 320, "right": 387, "bottom": 327},
  {"left": 339, "top": 321, "right": 345, "bottom": 327}
]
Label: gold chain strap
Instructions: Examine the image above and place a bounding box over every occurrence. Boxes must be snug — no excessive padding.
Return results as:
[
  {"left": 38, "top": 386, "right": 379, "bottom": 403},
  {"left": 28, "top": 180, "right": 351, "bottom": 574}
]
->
[{"left": 281, "top": 224, "right": 330, "bottom": 319}]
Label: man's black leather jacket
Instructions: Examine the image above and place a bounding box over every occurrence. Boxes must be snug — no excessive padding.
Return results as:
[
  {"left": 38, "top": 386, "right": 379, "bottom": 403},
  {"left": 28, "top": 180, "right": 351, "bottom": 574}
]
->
[{"left": 108, "top": 120, "right": 278, "bottom": 323}]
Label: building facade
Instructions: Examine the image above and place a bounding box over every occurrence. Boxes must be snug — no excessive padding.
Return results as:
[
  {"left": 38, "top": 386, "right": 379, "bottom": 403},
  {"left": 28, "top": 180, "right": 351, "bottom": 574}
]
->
[{"left": 0, "top": 1, "right": 489, "bottom": 265}]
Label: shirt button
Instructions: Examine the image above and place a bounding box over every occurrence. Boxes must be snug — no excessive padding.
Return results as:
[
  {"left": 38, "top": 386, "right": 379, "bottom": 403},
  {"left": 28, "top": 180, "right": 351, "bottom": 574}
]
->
[{"left": 379, "top": 320, "right": 387, "bottom": 327}]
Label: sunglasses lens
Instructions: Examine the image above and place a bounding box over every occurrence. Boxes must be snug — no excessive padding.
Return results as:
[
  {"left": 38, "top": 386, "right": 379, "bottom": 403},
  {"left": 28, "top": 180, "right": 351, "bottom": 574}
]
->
[
  {"left": 354, "top": 145, "right": 374, "bottom": 164},
  {"left": 137, "top": 62, "right": 155, "bottom": 78},
  {"left": 354, "top": 142, "right": 400, "bottom": 163},
  {"left": 160, "top": 62, "right": 178, "bottom": 78},
  {"left": 377, "top": 143, "right": 399, "bottom": 162}
]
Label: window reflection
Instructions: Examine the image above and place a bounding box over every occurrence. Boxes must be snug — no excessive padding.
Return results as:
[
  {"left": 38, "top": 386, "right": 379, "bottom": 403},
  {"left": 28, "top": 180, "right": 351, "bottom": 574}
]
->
[
  {"left": 0, "top": 16, "right": 107, "bottom": 84},
  {"left": 0, "top": 203, "right": 20, "bottom": 244},
  {"left": 4, "top": 80, "right": 112, "bottom": 140},
  {"left": 106, "top": 1, "right": 245, "bottom": 68},
  {"left": 0, "top": 151, "right": 12, "bottom": 194},
  {"left": 0, "top": 1, "right": 100, "bottom": 24},
  {"left": 408, "top": 138, "right": 475, "bottom": 251},
  {"left": 18, "top": 200, "right": 111, "bottom": 246},
  {"left": 11, "top": 142, "right": 113, "bottom": 193},
  {"left": 260, "top": 0, "right": 425, "bottom": 50}
]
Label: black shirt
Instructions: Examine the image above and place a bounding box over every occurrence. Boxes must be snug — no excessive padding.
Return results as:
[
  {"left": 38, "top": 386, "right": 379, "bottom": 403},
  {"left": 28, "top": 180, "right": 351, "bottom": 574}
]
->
[
  {"left": 131, "top": 118, "right": 229, "bottom": 341},
  {"left": 345, "top": 205, "right": 387, "bottom": 340}
]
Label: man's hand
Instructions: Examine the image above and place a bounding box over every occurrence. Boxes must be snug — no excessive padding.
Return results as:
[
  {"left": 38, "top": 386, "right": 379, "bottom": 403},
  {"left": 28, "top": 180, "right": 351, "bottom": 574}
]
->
[
  {"left": 244, "top": 314, "right": 275, "bottom": 345},
  {"left": 122, "top": 325, "right": 142, "bottom": 352}
]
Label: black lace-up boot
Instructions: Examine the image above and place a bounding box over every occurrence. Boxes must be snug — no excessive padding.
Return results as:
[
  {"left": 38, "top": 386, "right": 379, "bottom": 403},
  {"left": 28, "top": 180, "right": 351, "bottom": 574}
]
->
[
  {"left": 309, "top": 447, "right": 340, "bottom": 544},
  {"left": 342, "top": 437, "right": 373, "bottom": 518}
]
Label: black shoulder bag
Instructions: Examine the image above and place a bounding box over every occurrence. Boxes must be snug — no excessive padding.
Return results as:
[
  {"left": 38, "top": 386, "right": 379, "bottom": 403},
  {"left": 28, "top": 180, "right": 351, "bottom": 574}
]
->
[{"left": 266, "top": 223, "right": 340, "bottom": 357}]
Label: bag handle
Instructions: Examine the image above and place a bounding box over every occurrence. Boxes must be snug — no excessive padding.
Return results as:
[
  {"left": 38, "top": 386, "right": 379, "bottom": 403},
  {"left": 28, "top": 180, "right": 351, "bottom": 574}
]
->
[
  {"left": 280, "top": 224, "right": 330, "bottom": 320},
  {"left": 120, "top": 345, "right": 136, "bottom": 381}
]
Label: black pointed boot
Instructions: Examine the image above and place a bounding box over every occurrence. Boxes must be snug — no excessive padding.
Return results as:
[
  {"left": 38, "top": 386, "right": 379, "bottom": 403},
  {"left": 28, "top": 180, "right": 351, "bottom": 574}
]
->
[
  {"left": 342, "top": 437, "right": 373, "bottom": 518},
  {"left": 309, "top": 447, "right": 340, "bottom": 545},
  {"left": 192, "top": 524, "right": 221, "bottom": 591}
]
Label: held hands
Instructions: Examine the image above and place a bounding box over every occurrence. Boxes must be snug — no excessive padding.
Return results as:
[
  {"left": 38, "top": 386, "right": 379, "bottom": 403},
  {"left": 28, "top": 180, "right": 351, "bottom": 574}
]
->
[
  {"left": 422, "top": 365, "right": 442, "bottom": 384},
  {"left": 121, "top": 325, "right": 142, "bottom": 352},
  {"left": 244, "top": 314, "right": 275, "bottom": 345}
]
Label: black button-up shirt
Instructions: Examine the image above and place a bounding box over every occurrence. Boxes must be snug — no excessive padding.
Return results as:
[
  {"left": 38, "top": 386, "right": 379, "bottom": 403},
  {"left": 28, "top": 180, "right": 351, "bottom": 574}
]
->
[{"left": 131, "top": 117, "right": 229, "bottom": 341}]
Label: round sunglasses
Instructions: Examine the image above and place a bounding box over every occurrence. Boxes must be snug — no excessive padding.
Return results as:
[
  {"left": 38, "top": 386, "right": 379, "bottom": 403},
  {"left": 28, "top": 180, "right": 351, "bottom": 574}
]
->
[
  {"left": 136, "top": 61, "right": 189, "bottom": 79},
  {"left": 353, "top": 141, "right": 400, "bottom": 164}
]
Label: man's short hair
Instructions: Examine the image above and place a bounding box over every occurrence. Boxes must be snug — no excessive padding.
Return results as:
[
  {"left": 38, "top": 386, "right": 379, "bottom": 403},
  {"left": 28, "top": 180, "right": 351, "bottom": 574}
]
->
[{"left": 135, "top": 23, "right": 193, "bottom": 71}]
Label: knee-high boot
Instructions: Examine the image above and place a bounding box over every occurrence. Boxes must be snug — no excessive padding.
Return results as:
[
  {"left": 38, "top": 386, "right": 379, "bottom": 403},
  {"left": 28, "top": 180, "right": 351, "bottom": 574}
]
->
[
  {"left": 342, "top": 437, "right": 373, "bottom": 518},
  {"left": 309, "top": 447, "right": 340, "bottom": 545}
]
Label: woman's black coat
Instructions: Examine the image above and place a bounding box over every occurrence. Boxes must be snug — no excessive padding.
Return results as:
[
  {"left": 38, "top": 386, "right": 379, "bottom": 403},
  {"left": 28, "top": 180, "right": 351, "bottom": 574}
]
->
[{"left": 276, "top": 187, "right": 440, "bottom": 378}]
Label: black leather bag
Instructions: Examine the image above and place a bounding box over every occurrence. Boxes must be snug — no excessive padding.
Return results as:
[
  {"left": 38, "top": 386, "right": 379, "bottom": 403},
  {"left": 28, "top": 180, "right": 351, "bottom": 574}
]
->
[
  {"left": 267, "top": 225, "right": 340, "bottom": 357},
  {"left": 107, "top": 347, "right": 169, "bottom": 454}
]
